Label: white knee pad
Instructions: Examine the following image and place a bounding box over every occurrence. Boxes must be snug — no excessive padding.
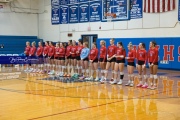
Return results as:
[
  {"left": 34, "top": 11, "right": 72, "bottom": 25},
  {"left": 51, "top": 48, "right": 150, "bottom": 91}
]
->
[
  {"left": 144, "top": 75, "right": 147, "bottom": 79},
  {"left": 120, "top": 72, "right": 124, "bottom": 75},
  {"left": 154, "top": 75, "right": 158, "bottom": 79},
  {"left": 150, "top": 74, "right": 153, "bottom": 78}
]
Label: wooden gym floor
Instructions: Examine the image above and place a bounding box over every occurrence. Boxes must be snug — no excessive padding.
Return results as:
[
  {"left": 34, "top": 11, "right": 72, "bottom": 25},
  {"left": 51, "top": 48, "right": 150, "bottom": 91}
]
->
[{"left": 0, "top": 67, "right": 180, "bottom": 120}]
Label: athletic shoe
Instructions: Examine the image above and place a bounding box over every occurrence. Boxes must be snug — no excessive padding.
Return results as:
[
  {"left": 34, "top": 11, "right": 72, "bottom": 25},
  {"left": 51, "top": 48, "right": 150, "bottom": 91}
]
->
[
  {"left": 117, "top": 80, "right": 122, "bottom": 85},
  {"left": 136, "top": 83, "right": 143, "bottom": 87},
  {"left": 39, "top": 70, "right": 43, "bottom": 74},
  {"left": 48, "top": 71, "right": 52, "bottom": 75},
  {"left": 28, "top": 68, "right": 34, "bottom": 73},
  {"left": 32, "top": 69, "right": 37, "bottom": 73},
  {"left": 79, "top": 75, "right": 85, "bottom": 80},
  {"left": 95, "top": 77, "right": 99, "bottom": 81},
  {"left": 110, "top": 78, "right": 114, "bottom": 81},
  {"left": 151, "top": 85, "right": 157, "bottom": 90},
  {"left": 67, "top": 74, "right": 71, "bottom": 77},
  {"left": 125, "top": 81, "right": 131, "bottom": 86},
  {"left": 142, "top": 84, "right": 148, "bottom": 88},
  {"left": 130, "top": 83, "right": 134, "bottom": 87},
  {"left": 147, "top": 85, "right": 153, "bottom": 89},
  {"left": 110, "top": 80, "right": 117, "bottom": 84},
  {"left": 100, "top": 79, "right": 106, "bottom": 84},
  {"left": 36, "top": 69, "right": 40, "bottom": 73},
  {"left": 24, "top": 68, "right": 29, "bottom": 72}
]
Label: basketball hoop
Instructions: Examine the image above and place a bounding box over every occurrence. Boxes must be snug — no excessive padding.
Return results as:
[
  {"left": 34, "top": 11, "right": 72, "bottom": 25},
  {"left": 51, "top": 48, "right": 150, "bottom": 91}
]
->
[{"left": 105, "top": 13, "right": 116, "bottom": 22}]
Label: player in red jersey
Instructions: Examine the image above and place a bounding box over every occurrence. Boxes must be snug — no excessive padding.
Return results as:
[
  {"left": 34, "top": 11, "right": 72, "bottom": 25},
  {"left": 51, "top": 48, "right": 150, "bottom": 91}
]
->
[
  {"left": 43, "top": 41, "right": 49, "bottom": 73},
  {"left": 29, "top": 41, "right": 36, "bottom": 72},
  {"left": 54, "top": 43, "right": 60, "bottom": 75},
  {"left": 148, "top": 41, "right": 159, "bottom": 89},
  {"left": 48, "top": 41, "right": 55, "bottom": 75},
  {"left": 85, "top": 42, "right": 99, "bottom": 81},
  {"left": 76, "top": 40, "right": 83, "bottom": 76},
  {"left": 136, "top": 43, "right": 148, "bottom": 88},
  {"left": 24, "top": 41, "right": 31, "bottom": 72},
  {"left": 59, "top": 42, "right": 66, "bottom": 76},
  {"left": 99, "top": 40, "right": 107, "bottom": 82},
  {"left": 71, "top": 40, "right": 78, "bottom": 77},
  {"left": 64, "top": 40, "right": 72, "bottom": 77},
  {"left": 111, "top": 42, "right": 126, "bottom": 85},
  {"left": 125, "top": 42, "right": 136, "bottom": 87},
  {"left": 101, "top": 38, "right": 117, "bottom": 83},
  {"left": 35, "top": 42, "right": 43, "bottom": 73}
]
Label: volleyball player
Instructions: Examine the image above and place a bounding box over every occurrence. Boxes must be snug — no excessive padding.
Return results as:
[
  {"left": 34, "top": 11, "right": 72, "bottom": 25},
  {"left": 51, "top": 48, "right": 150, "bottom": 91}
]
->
[
  {"left": 48, "top": 41, "right": 55, "bottom": 75},
  {"left": 86, "top": 42, "right": 99, "bottom": 81},
  {"left": 111, "top": 42, "right": 126, "bottom": 85},
  {"left": 54, "top": 43, "right": 60, "bottom": 75},
  {"left": 136, "top": 43, "right": 148, "bottom": 88},
  {"left": 99, "top": 40, "right": 107, "bottom": 82},
  {"left": 101, "top": 38, "right": 117, "bottom": 83},
  {"left": 28, "top": 41, "right": 36, "bottom": 72},
  {"left": 80, "top": 42, "right": 90, "bottom": 80},
  {"left": 125, "top": 42, "right": 136, "bottom": 87},
  {"left": 36, "top": 42, "right": 43, "bottom": 73},
  {"left": 64, "top": 40, "right": 72, "bottom": 77},
  {"left": 24, "top": 41, "right": 31, "bottom": 72},
  {"left": 148, "top": 41, "right": 159, "bottom": 89},
  {"left": 76, "top": 40, "right": 83, "bottom": 76},
  {"left": 71, "top": 40, "right": 78, "bottom": 77},
  {"left": 59, "top": 42, "right": 65, "bottom": 76},
  {"left": 43, "top": 41, "right": 49, "bottom": 73}
]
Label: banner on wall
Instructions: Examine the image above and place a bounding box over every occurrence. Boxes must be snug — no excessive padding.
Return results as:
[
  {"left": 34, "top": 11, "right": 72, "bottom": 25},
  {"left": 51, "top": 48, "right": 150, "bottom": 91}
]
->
[
  {"left": 60, "top": 6, "right": 69, "bottom": 24},
  {"left": 79, "top": 3, "right": 89, "bottom": 23},
  {"left": 60, "top": 0, "right": 68, "bottom": 5},
  {"left": 69, "top": 5, "right": 79, "bottom": 23},
  {"left": 130, "top": 0, "right": 142, "bottom": 19},
  {"left": 89, "top": 1, "right": 101, "bottom": 22},
  {"left": 69, "top": 0, "right": 78, "bottom": 5},
  {"left": 79, "top": 0, "right": 88, "bottom": 3},
  {"left": 51, "top": 6, "right": 60, "bottom": 25},
  {"left": 51, "top": 0, "right": 60, "bottom": 6},
  {"left": 178, "top": 0, "right": 180, "bottom": 21}
]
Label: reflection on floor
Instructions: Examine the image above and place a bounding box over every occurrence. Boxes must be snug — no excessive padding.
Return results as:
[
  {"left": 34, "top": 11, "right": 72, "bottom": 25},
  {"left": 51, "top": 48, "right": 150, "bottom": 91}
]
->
[{"left": 0, "top": 68, "right": 180, "bottom": 120}]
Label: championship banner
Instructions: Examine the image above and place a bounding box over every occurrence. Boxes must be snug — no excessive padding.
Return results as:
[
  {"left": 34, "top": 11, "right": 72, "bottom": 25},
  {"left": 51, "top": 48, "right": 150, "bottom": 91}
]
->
[
  {"left": 130, "top": 0, "right": 143, "bottom": 19},
  {"left": 113, "top": 0, "right": 128, "bottom": 19},
  {"left": 79, "top": 3, "right": 89, "bottom": 23},
  {"left": 51, "top": 0, "right": 60, "bottom": 6},
  {"left": 69, "top": 5, "right": 79, "bottom": 23},
  {"left": 60, "top": 5, "right": 69, "bottom": 24},
  {"left": 0, "top": 56, "right": 40, "bottom": 64},
  {"left": 178, "top": 0, "right": 180, "bottom": 21},
  {"left": 51, "top": 6, "right": 60, "bottom": 25},
  {"left": 69, "top": 0, "right": 78, "bottom": 5},
  {"left": 79, "top": 0, "right": 88, "bottom": 3},
  {"left": 89, "top": 1, "right": 101, "bottom": 22},
  {"left": 60, "top": 0, "right": 68, "bottom": 5}
]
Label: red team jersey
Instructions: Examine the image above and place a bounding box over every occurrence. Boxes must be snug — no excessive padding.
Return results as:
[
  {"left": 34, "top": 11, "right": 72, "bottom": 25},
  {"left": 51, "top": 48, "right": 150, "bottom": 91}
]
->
[
  {"left": 107, "top": 45, "right": 117, "bottom": 58},
  {"left": 136, "top": 49, "right": 147, "bottom": 63},
  {"left": 29, "top": 46, "right": 36, "bottom": 56},
  {"left": 43, "top": 45, "right": 49, "bottom": 56},
  {"left": 89, "top": 48, "right": 98, "bottom": 61},
  {"left": 127, "top": 49, "right": 136, "bottom": 62},
  {"left": 25, "top": 46, "right": 31, "bottom": 55},
  {"left": 148, "top": 48, "right": 158, "bottom": 63},
  {"left": 116, "top": 48, "right": 126, "bottom": 60},
  {"left": 99, "top": 46, "right": 107, "bottom": 61},
  {"left": 71, "top": 46, "right": 77, "bottom": 57},
  {"left": 36, "top": 46, "right": 43, "bottom": 56},
  {"left": 48, "top": 46, "right": 55, "bottom": 57},
  {"left": 66, "top": 45, "right": 72, "bottom": 57},
  {"left": 59, "top": 47, "right": 65, "bottom": 57},
  {"left": 54, "top": 47, "right": 60, "bottom": 58},
  {"left": 76, "top": 45, "right": 83, "bottom": 56}
]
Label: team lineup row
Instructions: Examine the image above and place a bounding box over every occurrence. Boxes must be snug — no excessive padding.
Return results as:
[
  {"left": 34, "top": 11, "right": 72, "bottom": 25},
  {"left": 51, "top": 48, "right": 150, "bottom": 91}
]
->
[{"left": 24, "top": 38, "right": 159, "bottom": 90}]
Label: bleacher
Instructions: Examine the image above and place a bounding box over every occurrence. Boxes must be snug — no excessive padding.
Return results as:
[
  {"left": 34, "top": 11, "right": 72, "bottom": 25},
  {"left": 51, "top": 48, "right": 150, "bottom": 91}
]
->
[{"left": 0, "top": 36, "right": 43, "bottom": 54}]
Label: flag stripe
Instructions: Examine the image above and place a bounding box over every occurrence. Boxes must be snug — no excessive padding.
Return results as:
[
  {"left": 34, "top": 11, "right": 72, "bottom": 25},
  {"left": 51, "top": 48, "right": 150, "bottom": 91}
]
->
[{"left": 148, "top": 0, "right": 151, "bottom": 13}]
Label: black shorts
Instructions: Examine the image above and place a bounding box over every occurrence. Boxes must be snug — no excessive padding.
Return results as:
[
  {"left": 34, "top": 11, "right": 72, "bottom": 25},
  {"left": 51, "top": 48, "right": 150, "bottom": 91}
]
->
[
  {"left": 83, "top": 57, "right": 89, "bottom": 61},
  {"left": 128, "top": 62, "right": 135, "bottom": 66},
  {"left": 149, "top": 62, "right": 158, "bottom": 65},
  {"left": 49, "top": 56, "right": 54, "bottom": 59},
  {"left": 99, "top": 58, "right": 107, "bottom": 62},
  {"left": 54, "top": 57, "right": 59, "bottom": 60},
  {"left": 116, "top": 59, "right": 125, "bottom": 63},
  {"left": 59, "top": 57, "right": 65, "bottom": 60},
  {"left": 37, "top": 55, "right": 43, "bottom": 58},
  {"left": 76, "top": 56, "right": 81, "bottom": 60},
  {"left": 138, "top": 60, "right": 145, "bottom": 65},
  {"left": 71, "top": 56, "right": 76, "bottom": 59},
  {"left": 107, "top": 57, "right": 116, "bottom": 63},
  {"left": 92, "top": 58, "right": 98, "bottom": 63},
  {"left": 44, "top": 55, "right": 48, "bottom": 58},
  {"left": 67, "top": 55, "right": 71, "bottom": 59}
]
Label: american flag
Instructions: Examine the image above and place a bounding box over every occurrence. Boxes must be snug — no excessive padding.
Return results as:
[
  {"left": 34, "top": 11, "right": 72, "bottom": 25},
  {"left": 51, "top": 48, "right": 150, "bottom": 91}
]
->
[{"left": 144, "top": 0, "right": 175, "bottom": 13}]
